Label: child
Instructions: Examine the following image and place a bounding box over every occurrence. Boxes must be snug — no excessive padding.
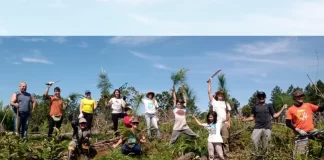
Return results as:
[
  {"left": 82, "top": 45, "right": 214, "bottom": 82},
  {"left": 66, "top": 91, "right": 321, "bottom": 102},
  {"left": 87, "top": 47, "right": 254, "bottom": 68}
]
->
[
  {"left": 193, "top": 111, "right": 224, "bottom": 160},
  {"left": 112, "top": 117, "right": 146, "bottom": 155},
  {"left": 123, "top": 106, "right": 133, "bottom": 128},
  {"left": 169, "top": 86, "right": 198, "bottom": 145}
]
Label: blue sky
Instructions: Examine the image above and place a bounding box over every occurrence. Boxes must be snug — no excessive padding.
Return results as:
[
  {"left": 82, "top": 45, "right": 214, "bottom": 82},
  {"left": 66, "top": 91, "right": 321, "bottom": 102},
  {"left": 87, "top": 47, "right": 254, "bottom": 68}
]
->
[
  {"left": 0, "top": 0, "right": 324, "bottom": 35},
  {"left": 1, "top": 36, "right": 324, "bottom": 113}
]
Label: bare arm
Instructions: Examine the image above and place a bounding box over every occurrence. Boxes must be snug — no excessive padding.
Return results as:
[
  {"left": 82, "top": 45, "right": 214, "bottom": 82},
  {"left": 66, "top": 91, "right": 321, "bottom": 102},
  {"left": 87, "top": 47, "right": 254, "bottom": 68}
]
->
[
  {"left": 43, "top": 85, "right": 51, "bottom": 99},
  {"left": 241, "top": 114, "right": 254, "bottom": 122},
  {"left": 273, "top": 104, "right": 287, "bottom": 118},
  {"left": 172, "top": 86, "right": 176, "bottom": 106},
  {"left": 183, "top": 92, "right": 187, "bottom": 106},
  {"left": 192, "top": 115, "right": 203, "bottom": 126},
  {"left": 93, "top": 100, "right": 97, "bottom": 110},
  {"left": 30, "top": 95, "right": 37, "bottom": 113},
  {"left": 79, "top": 101, "right": 83, "bottom": 113},
  {"left": 112, "top": 138, "right": 123, "bottom": 149},
  {"left": 10, "top": 93, "right": 18, "bottom": 108},
  {"left": 207, "top": 79, "right": 214, "bottom": 102}
]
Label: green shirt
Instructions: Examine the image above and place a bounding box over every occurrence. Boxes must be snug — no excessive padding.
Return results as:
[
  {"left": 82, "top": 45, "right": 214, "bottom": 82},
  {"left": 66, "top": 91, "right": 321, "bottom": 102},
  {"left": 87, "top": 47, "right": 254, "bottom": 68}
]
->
[{"left": 122, "top": 128, "right": 143, "bottom": 145}]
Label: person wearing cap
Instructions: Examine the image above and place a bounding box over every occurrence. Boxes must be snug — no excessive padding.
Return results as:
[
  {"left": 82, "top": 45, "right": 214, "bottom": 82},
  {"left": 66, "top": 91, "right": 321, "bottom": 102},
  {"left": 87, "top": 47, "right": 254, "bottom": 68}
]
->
[
  {"left": 79, "top": 90, "right": 97, "bottom": 133},
  {"left": 240, "top": 91, "right": 287, "bottom": 152},
  {"left": 106, "top": 89, "right": 126, "bottom": 135},
  {"left": 138, "top": 90, "right": 161, "bottom": 139},
  {"left": 286, "top": 90, "right": 324, "bottom": 136},
  {"left": 207, "top": 79, "right": 232, "bottom": 157},
  {"left": 123, "top": 106, "right": 133, "bottom": 128},
  {"left": 169, "top": 85, "right": 198, "bottom": 145},
  {"left": 43, "top": 84, "right": 67, "bottom": 138},
  {"left": 112, "top": 117, "right": 146, "bottom": 155}
]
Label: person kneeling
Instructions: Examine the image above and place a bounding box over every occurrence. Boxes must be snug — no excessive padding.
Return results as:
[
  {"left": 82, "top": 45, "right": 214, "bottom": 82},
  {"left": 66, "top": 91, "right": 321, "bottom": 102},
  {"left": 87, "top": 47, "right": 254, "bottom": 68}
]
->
[{"left": 112, "top": 117, "right": 146, "bottom": 155}]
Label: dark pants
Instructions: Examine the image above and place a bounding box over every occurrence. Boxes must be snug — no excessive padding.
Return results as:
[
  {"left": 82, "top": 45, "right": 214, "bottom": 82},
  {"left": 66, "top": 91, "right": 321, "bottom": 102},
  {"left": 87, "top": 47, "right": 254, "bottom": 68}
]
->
[
  {"left": 121, "top": 143, "right": 141, "bottom": 155},
  {"left": 48, "top": 115, "right": 63, "bottom": 137},
  {"left": 82, "top": 112, "right": 93, "bottom": 131},
  {"left": 14, "top": 111, "right": 30, "bottom": 139},
  {"left": 112, "top": 113, "right": 125, "bottom": 132}
]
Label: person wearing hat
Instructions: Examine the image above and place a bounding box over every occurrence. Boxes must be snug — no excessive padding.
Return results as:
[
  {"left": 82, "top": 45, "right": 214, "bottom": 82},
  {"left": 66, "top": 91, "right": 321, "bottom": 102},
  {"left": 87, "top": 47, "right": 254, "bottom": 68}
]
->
[
  {"left": 43, "top": 84, "right": 67, "bottom": 138},
  {"left": 286, "top": 90, "right": 324, "bottom": 136},
  {"left": 112, "top": 116, "right": 146, "bottom": 155},
  {"left": 170, "top": 85, "right": 198, "bottom": 145},
  {"left": 208, "top": 79, "right": 232, "bottom": 157},
  {"left": 138, "top": 90, "right": 161, "bottom": 139},
  {"left": 240, "top": 91, "right": 287, "bottom": 153},
  {"left": 79, "top": 90, "right": 97, "bottom": 133},
  {"left": 107, "top": 89, "right": 126, "bottom": 135},
  {"left": 123, "top": 106, "right": 133, "bottom": 128}
]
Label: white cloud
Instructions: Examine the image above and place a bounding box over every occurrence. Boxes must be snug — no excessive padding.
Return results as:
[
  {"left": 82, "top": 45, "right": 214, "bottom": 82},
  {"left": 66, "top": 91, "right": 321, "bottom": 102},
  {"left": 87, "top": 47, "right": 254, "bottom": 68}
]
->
[
  {"left": 130, "top": 51, "right": 161, "bottom": 60},
  {"left": 234, "top": 37, "right": 298, "bottom": 55},
  {"left": 109, "top": 36, "right": 167, "bottom": 46},
  {"left": 223, "top": 55, "right": 286, "bottom": 65},
  {"left": 21, "top": 49, "right": 53, "bottom": 64},
  {"left": 22, "top": 57, "right": 53, "bottom": 64},
  {"left": 0, "top": 27, "right": 9, "bottom": 35},
  {"left": 154, "top": 63, "right": 172, "bottom": 71},
  {"left": 51, "top": 36, "right": 67, "bottom": 44},
  {"left": 77, "top": 41, "right": 88, "bottom": 48},
  {"left": 12, "top": 62, "right": 21, "bottom": 65},
  {"left": 97, "top": 0, "right": 167, "bottom": 7},
  {"left": 129, "top": 1, "right": 324, "bottom": 35},
  {"left": 19, "top": 37, "right": 47, "bottom": 42}
]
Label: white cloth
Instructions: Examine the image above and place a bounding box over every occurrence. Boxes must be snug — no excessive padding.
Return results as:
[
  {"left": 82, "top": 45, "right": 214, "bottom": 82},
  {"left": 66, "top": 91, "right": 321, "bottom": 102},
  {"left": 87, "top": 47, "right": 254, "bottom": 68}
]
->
[
  {"left": 142, "top": 99, "right": 158, "bottom": 114},
  {"left": 211, "top": 99, "right": 231, "bottom": 122},
  {"left": 202, "top": 123, "right": 223, "bottom": 143},
  {"left": 109, "top": 98, "right": 125, "bottom": 113},
  {"left": 78, "top": 113, "right": 84, "bottom": 119}
]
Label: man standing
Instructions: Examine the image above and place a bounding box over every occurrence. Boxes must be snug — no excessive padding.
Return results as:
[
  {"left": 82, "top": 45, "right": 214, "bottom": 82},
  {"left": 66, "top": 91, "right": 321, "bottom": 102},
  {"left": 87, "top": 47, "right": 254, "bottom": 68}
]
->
[
  {"left": 240, "top": 91, "right": 287, "bottom": 153},
  {"left": 10, "top": 81, "right": 37, "bottom": 141}
]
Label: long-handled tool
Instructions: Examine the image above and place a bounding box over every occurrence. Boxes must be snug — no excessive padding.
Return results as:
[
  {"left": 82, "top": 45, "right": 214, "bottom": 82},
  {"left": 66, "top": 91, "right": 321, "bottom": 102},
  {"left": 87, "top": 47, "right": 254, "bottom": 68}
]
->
[{"left": 206, "top": 69, "right": 222, "bottom": 83}]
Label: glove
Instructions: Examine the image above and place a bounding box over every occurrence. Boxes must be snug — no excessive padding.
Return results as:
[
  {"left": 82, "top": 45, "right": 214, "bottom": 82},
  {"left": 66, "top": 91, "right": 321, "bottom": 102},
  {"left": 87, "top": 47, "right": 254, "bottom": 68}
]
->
[
  {"left": 78, "top": 113, "right": 84, "bottom": 119},
  {"left": 295, "top": 128, "right": 307, "bottom": 135}
]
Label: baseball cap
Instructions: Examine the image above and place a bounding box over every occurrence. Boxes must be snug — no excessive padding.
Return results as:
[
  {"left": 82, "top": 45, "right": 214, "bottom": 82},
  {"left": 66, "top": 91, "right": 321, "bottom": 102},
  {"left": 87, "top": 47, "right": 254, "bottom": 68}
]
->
[
  {"left": 131, "top": 117, "right": 139, "bottom": 123},
  {"left": 85, "top": 90, "right": 91, "bottom": 94}
]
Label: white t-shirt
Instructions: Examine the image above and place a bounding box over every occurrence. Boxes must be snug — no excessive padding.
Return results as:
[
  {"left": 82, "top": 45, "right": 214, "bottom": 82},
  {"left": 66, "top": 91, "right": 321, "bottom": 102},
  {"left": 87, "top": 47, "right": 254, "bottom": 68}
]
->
[
  {"left": 109, "top": 97, "right": 125, "bottom": 113},
  {"left": 172, "top": 106, "right": 189, "bottom": 130},
  {"left": 211, "top": 99, "right": 231, "bottom": 122},
  {"left": 201, "top": 123, "right": 222, "bottom": 143},
  {"left": 142, "top": 99, "right": 158, "bottom": 114}
]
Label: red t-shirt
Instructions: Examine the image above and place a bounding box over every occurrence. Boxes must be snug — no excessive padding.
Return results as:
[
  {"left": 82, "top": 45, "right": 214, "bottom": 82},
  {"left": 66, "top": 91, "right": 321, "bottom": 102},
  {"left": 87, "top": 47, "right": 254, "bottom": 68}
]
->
[
  {"left": 123, "top": 115, "right": 132, "bottom": 128},
  {"left": 286, "top": 103, "right": 318, "bottom": 132}
]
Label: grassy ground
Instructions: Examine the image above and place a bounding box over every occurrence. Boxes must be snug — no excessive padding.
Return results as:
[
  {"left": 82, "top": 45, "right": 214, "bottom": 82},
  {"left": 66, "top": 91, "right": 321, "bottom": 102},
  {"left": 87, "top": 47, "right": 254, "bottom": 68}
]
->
[{"left": 2, "top": 118, "right": 324, "bottom": 160}]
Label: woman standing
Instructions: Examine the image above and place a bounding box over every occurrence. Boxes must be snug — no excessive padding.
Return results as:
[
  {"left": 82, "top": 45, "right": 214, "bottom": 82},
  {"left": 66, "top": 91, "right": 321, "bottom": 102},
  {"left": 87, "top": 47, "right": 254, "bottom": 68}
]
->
[
  {"left": 44, "top": 85, "right": 67, "bottom": 138},
  {"left": 107, "top": 89, "right": 126, "bottom": 134},
  {"left": 139, "top": 91, "right": 161, "bottom": 139},
  {"left": 79, "top": 90, "right": 97, "bottom": 133}
]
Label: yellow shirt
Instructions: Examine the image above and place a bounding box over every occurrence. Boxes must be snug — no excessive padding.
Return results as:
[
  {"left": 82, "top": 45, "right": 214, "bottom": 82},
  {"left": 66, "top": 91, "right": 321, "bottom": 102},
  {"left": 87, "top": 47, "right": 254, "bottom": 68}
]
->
[{"left": 81, "top": 98, "right": 95, "bottom": 113}]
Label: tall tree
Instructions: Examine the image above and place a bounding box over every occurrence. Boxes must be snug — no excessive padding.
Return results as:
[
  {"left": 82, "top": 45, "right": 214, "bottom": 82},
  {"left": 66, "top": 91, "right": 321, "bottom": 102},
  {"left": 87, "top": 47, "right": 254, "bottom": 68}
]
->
[
  {"left": 231, "top": 98, "right": 240, "bottom": 115},
  {"left": 304, "top": 80, "right": 324, "bottom": 105},
  {"left": 155, "top": 91, "right": 173, "bottom": 111},
  {"left": 286, "top": 84, "right": 295, "bottom": 95},
  {"left": 241, "top": 105, "right": 252, "bottom": 117},
  {"left": 97, "top": 68, "right": 113, "bottom": 119},
  {"left": 248, "top": 91, "right": 259, "bottom": 107},
  {"left": 270, "top": 86, "right": 283, "bottom": 103},
  {"left": 97, "top": 68, "right": 113, "bottom": 96}
]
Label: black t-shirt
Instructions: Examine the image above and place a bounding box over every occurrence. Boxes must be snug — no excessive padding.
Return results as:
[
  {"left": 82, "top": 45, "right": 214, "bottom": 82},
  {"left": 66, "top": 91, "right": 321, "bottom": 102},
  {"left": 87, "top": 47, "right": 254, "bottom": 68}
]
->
[{"left": 252, "top": 103, "right": 275, "bottom": 129}]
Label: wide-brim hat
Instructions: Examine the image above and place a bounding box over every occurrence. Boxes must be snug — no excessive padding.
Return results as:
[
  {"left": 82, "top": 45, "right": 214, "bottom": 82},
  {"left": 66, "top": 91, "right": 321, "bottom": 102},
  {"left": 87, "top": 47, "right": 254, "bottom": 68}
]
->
[
  {"left": 215, "top": 90, "right": 224, "bottom": 96},
  {"left": 125, "top": 106, "right": 132, "bottom": 110},
  {"left": 293, "top": 90, "right": 305, "bottom": 97},
  {"left": 79, "top": 118, "right": 87, "bottom": 123},
  {"left": 146, "top": 91, "right": 155, "bottom": 98}
]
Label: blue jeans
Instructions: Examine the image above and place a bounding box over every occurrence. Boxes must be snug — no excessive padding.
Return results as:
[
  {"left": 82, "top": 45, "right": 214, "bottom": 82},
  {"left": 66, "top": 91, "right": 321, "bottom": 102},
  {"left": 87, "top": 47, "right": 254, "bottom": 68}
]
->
[
  {"left": 13, "top": 111, "right": 30, "bottom": 139},
  {"left": 121, "top": 143, "right": 141, "bottom": 155}
]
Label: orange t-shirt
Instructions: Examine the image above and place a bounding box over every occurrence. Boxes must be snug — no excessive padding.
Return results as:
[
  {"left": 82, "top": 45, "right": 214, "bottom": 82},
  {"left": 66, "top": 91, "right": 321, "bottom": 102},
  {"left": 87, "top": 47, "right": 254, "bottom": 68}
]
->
[
  {"left": 286, "top": 103, "right": 319, "bottom": 132},
  {"left": 49, "top": 96, "right": 63, "bottom": 116}
]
